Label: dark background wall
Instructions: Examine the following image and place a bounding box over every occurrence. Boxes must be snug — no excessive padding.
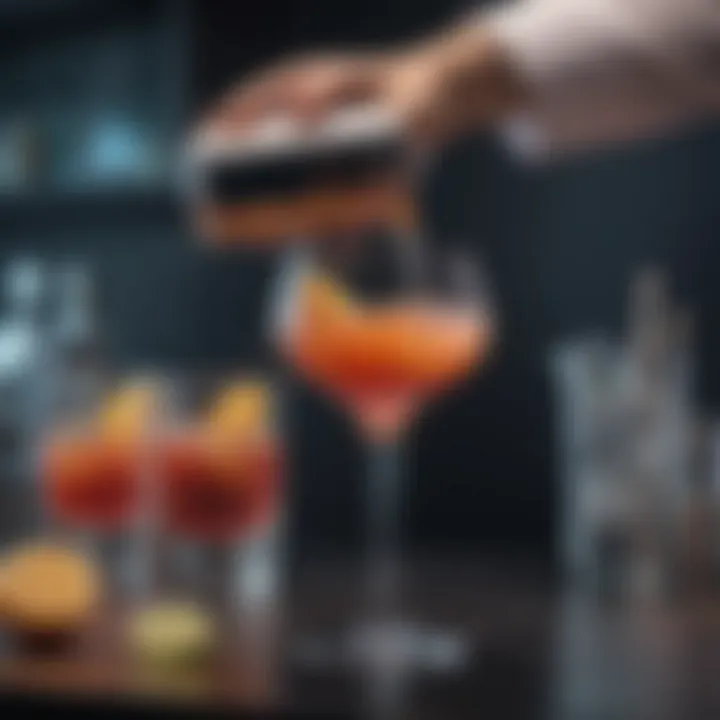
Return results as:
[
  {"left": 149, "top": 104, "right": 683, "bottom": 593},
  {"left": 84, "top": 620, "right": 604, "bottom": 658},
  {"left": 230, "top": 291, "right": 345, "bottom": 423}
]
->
[{"left": 2, "top": 0, "right": 720, "bottom": 566}]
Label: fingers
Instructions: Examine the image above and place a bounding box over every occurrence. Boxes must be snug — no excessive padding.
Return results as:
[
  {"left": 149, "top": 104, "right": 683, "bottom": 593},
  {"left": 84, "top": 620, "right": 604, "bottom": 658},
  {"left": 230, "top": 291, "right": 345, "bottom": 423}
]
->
[
  {"left": 383, "top": 61, "right": 440, "bottom": 151},
  {"left": 226, "top": 65, "right": 305, "bottom": 122},
  {"left": 290, "top": 59, "right": 382, "bottom": 124},
  {"left": 200, "top": 67, "right": 298, "bottom": 136},
  {"left": 196, "top": 55, "right": 383, "bottom": 139},
  {"left": 382, "top": 52, "right": 464, "bottom": 153}
]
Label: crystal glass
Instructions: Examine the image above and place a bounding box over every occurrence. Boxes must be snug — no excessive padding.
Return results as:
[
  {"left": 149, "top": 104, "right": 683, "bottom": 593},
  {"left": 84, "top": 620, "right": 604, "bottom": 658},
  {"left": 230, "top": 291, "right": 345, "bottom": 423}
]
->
[
  {"left": 150, "top": 372, "right": 285, "bottom": 613},
  {"left": 39, "top": 372, "right": 159, "bottom": 599},
  {"left": 269, "top": 233, "right": 496, "bottom": 673}
]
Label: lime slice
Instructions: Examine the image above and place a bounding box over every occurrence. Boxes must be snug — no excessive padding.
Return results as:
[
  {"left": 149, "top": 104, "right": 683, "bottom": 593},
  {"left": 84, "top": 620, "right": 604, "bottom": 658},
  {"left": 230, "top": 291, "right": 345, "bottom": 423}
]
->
[{"left": 129, "top": 602, "right": 216, "bottom": 667}]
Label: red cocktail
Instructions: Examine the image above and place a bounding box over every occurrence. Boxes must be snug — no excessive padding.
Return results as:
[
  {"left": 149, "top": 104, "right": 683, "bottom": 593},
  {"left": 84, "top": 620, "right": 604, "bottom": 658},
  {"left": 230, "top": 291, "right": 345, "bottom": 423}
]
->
[
  {"left": 43, "top": 433, "right": 141, "bottom": 531},
  {"left": 42, "top": 381, "right": 157, "bottom": 532},
  {"left": 282, "top": 273, "right": 493, "bottom": 438},
  {"left": 157, "top": 429, "right": 281, "bottom": 542},
  {"left": 155, "top": 380, "right": 282, "bottom": 543}
]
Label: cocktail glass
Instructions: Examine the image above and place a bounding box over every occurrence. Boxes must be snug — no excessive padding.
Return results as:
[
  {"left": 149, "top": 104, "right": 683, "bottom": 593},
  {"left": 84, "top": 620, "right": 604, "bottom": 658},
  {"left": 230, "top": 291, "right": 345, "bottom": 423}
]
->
[
  {"left": 152, "top": 374, "right": 284, "bottom": 611},
  {"left": 270, "top": 236, "right": 496, "bottom": 673},
  {"left": 40, "top": 374, "right": 159, "bottom": 598}
]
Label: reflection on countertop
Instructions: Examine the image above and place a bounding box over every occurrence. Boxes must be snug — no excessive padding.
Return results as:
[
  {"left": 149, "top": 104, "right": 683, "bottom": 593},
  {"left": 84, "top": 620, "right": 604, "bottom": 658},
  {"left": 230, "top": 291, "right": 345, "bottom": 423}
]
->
[{"left": 0, "top": 514, "right": 716, "bottom": 720}]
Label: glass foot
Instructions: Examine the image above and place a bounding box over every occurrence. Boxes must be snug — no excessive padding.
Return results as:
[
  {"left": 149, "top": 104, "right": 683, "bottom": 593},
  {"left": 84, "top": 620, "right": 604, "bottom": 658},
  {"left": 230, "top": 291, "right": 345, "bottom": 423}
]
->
[{"left": 294, "top": 621, "right": 472, "bottom": 674}]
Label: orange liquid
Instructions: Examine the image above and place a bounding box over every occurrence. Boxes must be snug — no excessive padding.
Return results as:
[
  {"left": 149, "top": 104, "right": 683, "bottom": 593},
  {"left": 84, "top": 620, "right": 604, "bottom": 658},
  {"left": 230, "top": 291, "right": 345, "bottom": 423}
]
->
[
  {"left": 43, "top": 434, "right": 142, "bottom": 530},
  {"left": 156, "top": 430, "right": 281, "bottom": 542},
  {"left": 285, "top": 289, "right": 491, "bottom": 437}
]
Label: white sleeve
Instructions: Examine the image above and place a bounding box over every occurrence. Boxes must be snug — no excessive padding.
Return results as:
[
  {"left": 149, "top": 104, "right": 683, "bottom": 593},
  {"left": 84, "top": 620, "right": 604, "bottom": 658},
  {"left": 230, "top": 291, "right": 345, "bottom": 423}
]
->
[{"left": 485, "top": 0, "right": 720, "bottom": 158}]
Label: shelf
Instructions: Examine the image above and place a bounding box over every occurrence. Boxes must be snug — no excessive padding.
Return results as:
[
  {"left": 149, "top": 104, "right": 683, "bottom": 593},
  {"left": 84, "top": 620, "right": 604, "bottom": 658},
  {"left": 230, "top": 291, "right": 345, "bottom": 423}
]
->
[
  {"left": 0, "top": 0, "right": 149, "bottom": 35},
  {"left": 0, "top": 0, "right": 86, "bottom": 20},
  {"left": 0, "top": 186, "right": 182, "bottom": 222}
]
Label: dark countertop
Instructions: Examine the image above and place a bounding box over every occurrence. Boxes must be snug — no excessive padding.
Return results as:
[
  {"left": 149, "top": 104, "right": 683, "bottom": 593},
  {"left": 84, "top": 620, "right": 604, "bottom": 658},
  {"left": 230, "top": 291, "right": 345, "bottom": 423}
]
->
[
  {"left": 0, "top": 557, "right": 557, "bottom": 719},
  {"left": 1, "top": 486, "right": 720, "bottom": 719},
  {"left": 3, "top": 556, "right": 720, "bottom": 720}
]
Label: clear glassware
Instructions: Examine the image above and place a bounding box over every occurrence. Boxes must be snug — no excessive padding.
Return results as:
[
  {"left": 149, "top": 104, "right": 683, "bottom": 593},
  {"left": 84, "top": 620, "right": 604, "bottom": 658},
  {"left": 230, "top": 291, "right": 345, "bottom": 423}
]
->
[
  {"left": 39, "top": 371, "right": 159, "bottom": 600},
  {"left": 0, "top": 258, "right": 51, "bottom": 483},
  {"left": 269, "top": 234, "right": 496, "bottom": 674},
  {"left": 149, "top": 372, "right": 285, "bottom": 614}
]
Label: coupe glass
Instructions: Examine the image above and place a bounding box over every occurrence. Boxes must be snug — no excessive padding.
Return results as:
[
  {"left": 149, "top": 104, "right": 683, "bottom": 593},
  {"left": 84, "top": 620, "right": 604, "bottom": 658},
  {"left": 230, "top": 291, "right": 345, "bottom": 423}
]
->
[{"left": 269, "top": 233, "right": 496, "bottom": 673}]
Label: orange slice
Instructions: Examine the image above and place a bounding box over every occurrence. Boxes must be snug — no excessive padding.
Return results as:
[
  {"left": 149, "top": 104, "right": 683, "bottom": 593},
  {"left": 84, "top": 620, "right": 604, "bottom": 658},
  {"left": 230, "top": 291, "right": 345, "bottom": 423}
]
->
[
  {"left": 0, "top": 542, "right": 100, "bottom": 634},
  {"left": 302, "top": 272, "right": 359, "bottom": 325},
  {"left": 99, "top": 380, "right": 158, "bottom": 441},
  {"left": 207, "top": 380, "right": 274, "bottom": 438}
]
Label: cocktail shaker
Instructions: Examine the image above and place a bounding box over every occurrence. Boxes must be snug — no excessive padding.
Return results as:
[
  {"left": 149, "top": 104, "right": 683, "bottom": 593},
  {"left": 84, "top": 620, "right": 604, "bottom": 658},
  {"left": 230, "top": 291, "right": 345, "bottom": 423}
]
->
[{"left": 185, "top": 106, "right": 416, "bottom": 246}]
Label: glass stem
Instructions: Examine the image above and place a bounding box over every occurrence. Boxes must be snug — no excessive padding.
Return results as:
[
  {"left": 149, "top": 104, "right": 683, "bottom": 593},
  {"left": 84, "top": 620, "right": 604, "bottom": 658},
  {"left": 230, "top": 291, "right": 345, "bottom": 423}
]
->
[{"left": 365, "top": 437, "right": 402, "bottom": 622}]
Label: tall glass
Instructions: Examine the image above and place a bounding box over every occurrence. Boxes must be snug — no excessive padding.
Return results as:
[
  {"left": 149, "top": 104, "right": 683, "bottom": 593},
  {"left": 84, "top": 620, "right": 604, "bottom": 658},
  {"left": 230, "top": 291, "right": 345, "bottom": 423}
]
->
[
  {"left": 39, "top": 373, "right": 159, "bottom": 599},
  {"left": 150, "top": 373, "right": 284, "bottom": 613},
  {"left": 269, "top": 235, "right": 496, "bottom": 671}
]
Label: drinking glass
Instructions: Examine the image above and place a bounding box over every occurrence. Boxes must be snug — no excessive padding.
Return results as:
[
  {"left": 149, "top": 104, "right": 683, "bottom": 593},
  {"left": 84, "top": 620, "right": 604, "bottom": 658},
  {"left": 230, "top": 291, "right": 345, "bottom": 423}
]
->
[
  {"left": 39, "top": 372, "right": 159, "bottom": 599},
  {"left": 269, "top": 234, "right": 496, "bottom": 672},
  {"left": 150, "top": 372, "right": 285, "bottom": 612}
]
